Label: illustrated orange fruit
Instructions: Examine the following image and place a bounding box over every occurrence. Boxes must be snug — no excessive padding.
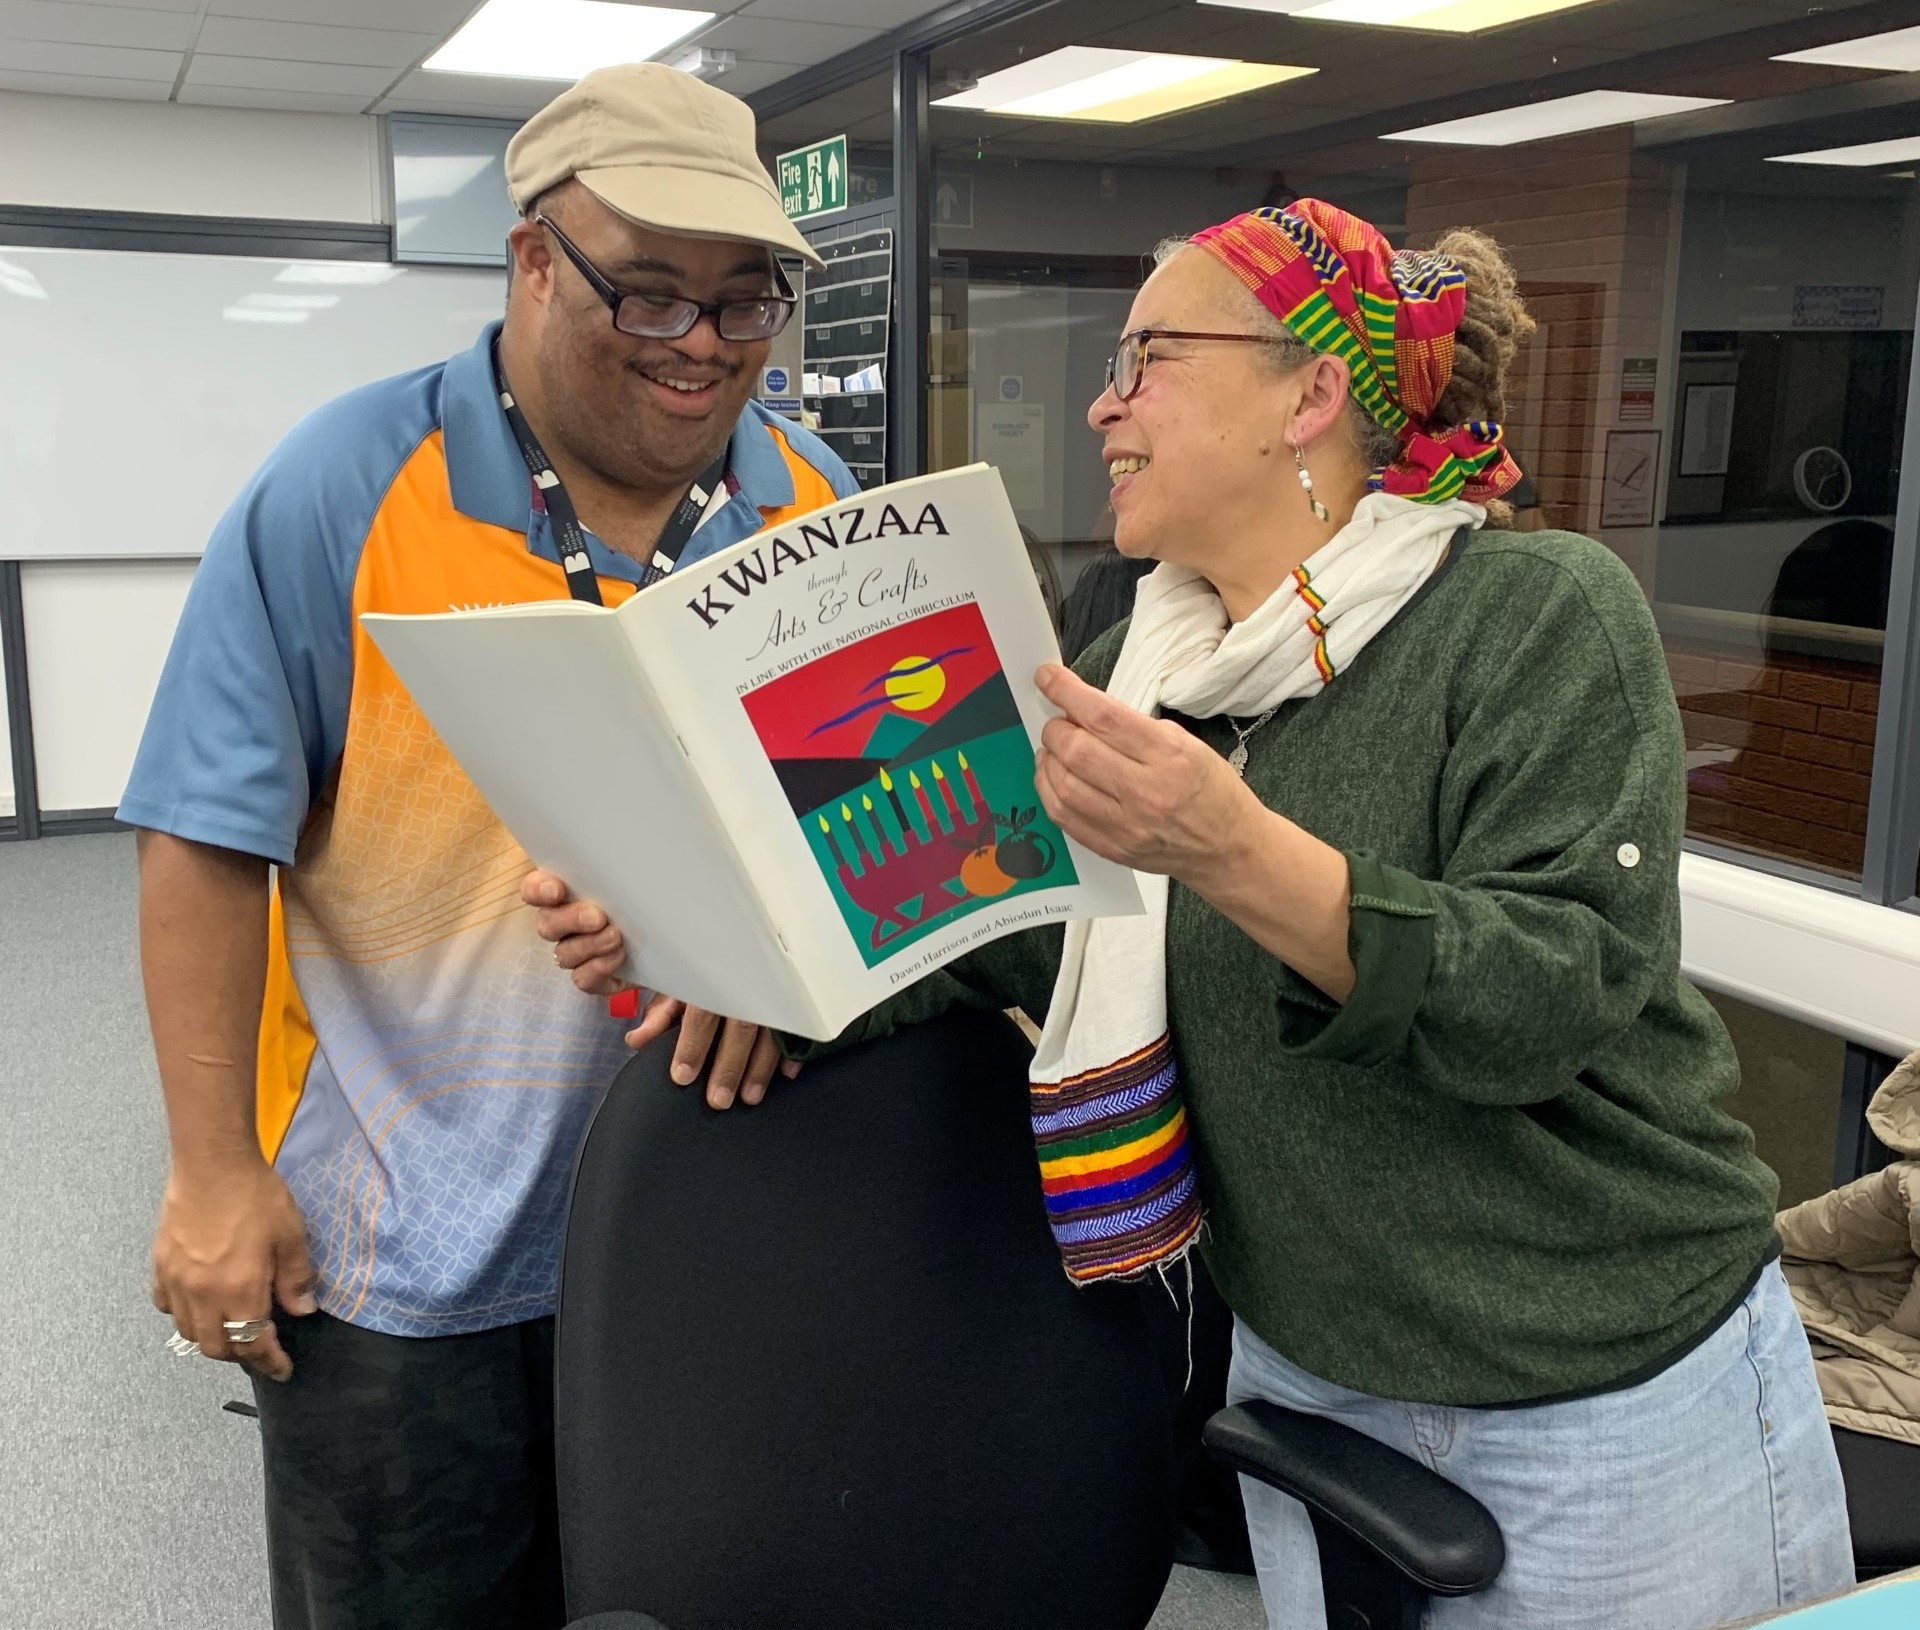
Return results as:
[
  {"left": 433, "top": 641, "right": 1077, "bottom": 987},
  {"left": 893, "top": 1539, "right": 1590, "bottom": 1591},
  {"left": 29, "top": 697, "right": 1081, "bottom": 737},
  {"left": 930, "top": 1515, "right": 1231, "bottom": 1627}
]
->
[{"left": 959, "top": 844, "right": 1016, "bottom": 897}]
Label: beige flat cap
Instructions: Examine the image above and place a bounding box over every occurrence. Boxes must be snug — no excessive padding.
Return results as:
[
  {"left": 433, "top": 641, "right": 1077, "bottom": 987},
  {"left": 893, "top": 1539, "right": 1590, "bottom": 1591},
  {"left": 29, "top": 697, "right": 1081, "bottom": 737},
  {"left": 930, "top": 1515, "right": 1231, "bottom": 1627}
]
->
[{"left": 506, "top": 62, "right": 822, "bottom": 269}]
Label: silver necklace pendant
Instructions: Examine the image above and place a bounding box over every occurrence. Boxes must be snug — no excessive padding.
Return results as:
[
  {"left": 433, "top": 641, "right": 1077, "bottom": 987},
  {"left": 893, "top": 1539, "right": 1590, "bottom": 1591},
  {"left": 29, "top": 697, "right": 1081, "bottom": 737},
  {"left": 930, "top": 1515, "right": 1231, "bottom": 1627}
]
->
[{"left": 1226, "top": 705, "right": 1279, "bottom": 777}]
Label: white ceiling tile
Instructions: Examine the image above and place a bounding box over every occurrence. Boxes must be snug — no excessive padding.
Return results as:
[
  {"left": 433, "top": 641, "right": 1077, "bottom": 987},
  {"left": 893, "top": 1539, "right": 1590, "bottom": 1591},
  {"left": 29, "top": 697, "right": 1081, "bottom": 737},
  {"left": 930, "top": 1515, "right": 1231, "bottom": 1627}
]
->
[
  {"left": 0, "top": 65, "right": 170, "bottom": 96},
  {"left": 688, "top": 14, "right": 877, "bottom": 63},
  {"left": 209, "top": 0, "right": 472, "bottom": 30},
  {"left": 183, "top": 53, "right": 396, "bottom": 94},
  {"left": 0, "top": 0, "right": 195, "bottom": 51},
  {"left": 0, "top": 38, "right": 178, "bottom": 77},
  {"left": 194, "top": 16, "right": 441, "bottom": 69},
  {"left": 178, "top": 82, "right": 379, "bottom": 114},
  {"left": 741, "top": 0, "right": 948, "bottom": 25}
]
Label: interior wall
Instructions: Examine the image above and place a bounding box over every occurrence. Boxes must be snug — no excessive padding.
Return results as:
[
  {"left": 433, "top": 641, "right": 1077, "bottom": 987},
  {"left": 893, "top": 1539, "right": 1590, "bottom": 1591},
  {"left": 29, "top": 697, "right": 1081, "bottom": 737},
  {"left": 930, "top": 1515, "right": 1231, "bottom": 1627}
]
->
[
  {"left": 1406, "top": 128, "right": 1680, "bottom": 589},
  {"left": 2, "top": 90, "right": 381, "bottom": 816},
  {"left": 21, "top": 561, "right": 197, "bottom": 812},
  {"left": 0, "top": 91, "right": 384, "bottom": 223}
]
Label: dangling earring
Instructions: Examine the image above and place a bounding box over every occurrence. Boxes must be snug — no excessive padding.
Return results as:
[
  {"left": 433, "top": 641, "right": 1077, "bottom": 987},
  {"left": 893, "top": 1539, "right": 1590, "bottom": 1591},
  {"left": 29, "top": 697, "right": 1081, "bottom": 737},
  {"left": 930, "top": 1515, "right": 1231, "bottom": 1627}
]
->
[{"left": 1293, "top": 443, "right": 1330, "bottom": 523}]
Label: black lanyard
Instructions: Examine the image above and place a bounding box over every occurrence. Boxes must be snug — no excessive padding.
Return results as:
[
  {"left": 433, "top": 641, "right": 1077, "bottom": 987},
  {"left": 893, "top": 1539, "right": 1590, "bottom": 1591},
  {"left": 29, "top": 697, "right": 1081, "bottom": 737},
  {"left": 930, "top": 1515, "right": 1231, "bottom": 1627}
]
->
[{"left": 491, "top": 341, "right": 733, "bottom": 604}]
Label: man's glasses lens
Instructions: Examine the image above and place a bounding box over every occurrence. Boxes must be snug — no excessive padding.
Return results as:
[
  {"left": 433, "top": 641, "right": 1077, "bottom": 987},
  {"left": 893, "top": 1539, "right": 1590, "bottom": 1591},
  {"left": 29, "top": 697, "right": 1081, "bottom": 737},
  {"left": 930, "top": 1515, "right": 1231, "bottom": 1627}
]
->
[{"left": 614, "top": 296, "right": 791, "bottom": 343}]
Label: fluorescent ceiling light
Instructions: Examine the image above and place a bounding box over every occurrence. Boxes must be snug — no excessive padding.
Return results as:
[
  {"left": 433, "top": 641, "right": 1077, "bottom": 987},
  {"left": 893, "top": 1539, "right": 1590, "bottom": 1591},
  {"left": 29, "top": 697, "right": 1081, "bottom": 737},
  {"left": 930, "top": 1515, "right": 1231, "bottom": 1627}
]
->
[
  {"left": 424, "top": 0, "right": 713, "bottom": 82},
  {"left": 932, "top": 46, "right": 1314, "bottom": 123},
  {"left": 1768, "top": 135, "right": 1920, "bottom": 168},
  {"left": 1200, "top": 0, "right": 1602, "bottom": 29},
  {"left": 276, "top": 263, "right": 403, "bottom": 285},
  {"left": 1774, "top": 24, "right": 1920, "bottom": 74},
  {"left": 1385, "top": 89, "right": 1728, "bottom": 145},
  {"left": 224, "top": 307, "right": 310, "bottom": 324}
]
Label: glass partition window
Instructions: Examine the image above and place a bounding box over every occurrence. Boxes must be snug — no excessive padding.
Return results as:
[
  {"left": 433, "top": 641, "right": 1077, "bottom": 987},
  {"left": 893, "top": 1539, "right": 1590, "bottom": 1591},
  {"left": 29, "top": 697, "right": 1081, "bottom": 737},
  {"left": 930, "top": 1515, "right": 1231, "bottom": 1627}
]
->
[
  {"left": 906, "top": 0, "right": 1917, "bottom": 882},
  {"left": 1654, "top": 160, "right": 1913, "bottom": 879},
  {"left": 1703, "top": 991, "right": 1847, "bottom": 1211}
]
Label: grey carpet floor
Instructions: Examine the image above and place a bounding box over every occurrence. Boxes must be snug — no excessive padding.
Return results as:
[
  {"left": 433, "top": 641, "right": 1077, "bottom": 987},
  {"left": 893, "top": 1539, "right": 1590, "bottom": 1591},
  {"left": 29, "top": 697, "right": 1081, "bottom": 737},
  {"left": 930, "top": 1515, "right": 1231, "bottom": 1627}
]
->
[{"left": 0, "top": 833, "right": 1263, "bottom": 1630}]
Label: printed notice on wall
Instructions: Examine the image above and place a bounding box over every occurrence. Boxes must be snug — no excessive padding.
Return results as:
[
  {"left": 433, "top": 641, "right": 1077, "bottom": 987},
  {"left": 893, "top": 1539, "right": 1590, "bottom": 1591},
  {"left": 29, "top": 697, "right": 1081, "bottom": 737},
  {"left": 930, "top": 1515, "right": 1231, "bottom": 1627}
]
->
[
  {"left": 1618, "top": 356, "right": 1657, "bottom": 423},
  {"left": 1601, "top": 430, "right": 1660, "bottom": 528},
  {"left": 1792, "top": 286, "right": 1882, "bottom": 329},
  {"left": 1680, "top": 384, "right": 1737, "bottom": 478},
  {"left": 976, "top": 403, "right": 1047, "bottom": 512}
]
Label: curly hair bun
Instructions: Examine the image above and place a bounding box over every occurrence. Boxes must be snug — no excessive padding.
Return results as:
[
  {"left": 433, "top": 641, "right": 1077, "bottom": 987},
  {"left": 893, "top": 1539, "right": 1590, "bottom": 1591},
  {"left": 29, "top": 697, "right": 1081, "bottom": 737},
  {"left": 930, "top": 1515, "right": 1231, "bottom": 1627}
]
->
[{"left": 1429, "top": 227, "right": 1535, "bottom": 428}]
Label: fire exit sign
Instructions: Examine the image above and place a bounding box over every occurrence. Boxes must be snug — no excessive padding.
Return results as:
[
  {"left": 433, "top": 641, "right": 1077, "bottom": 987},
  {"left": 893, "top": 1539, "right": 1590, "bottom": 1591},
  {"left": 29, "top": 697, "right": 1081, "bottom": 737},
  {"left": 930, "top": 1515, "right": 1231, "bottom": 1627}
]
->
[{"left": 777, "top": 136, "right": 848, "bottom": 224}]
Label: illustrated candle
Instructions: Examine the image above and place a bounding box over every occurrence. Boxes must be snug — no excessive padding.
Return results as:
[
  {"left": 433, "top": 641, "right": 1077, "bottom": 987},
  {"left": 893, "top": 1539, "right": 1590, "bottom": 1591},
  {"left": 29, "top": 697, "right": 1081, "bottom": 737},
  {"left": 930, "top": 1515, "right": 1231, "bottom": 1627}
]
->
[
  {"left": 817, "top": 813, "right": 847, "bottom": 870},
  {"left": 910, "top": 770, "right": 939, "bottom": 834},
  {"left": 879, "top": 767, "right": 914, "bottom": 843},
  {"left": 931, "top": 759, "right": 963, "bottom": 825},
  {"left": 957, "top": 751, "right": 986, "bottom": 821},
  {"left": 862, "top": 795, "right": 893, "bottom": 859},
  {"left": 841, "top": 801, "right": 872, "bottom": 870}
]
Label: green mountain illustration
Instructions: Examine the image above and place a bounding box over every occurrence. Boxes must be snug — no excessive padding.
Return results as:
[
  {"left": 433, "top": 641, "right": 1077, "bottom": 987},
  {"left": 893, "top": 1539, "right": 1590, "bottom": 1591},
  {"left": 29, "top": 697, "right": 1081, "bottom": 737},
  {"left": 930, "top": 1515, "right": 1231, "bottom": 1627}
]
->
[
  {"left": 887, "top": 671, "right": 1021, "bottom": 765},
  {"left": 860, "top": 711, "right": 928, "bottom": 761}
]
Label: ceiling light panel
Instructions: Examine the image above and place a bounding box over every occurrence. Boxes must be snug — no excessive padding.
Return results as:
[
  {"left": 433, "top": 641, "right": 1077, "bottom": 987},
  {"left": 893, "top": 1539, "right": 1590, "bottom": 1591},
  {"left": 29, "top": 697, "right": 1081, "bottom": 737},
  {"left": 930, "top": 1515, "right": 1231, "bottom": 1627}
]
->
[
  {"left": 1198, "top": 0, "right": 1605, "bottom": 31},
  {"left": 932, "top": 47, "right": 1314, "bottom": 123},
  {"left": 1385, "top": 89, "right": 1728, "bottom": 145},
  {"left": 1767, "top": 135, "right": 1920, "bottom": 168},
  {"left": 1774, "top": 25, "right": 1920, "bottom": 74},
  {"left": 424, "top": 0, "right": 714, "bottom": 82}
]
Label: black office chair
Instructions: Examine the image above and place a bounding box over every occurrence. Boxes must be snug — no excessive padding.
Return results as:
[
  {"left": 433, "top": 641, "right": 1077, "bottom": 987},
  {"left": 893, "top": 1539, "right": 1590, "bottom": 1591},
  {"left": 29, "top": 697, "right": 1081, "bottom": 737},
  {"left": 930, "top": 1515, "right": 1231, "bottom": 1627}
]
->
[
  {"left": 1832, "top": 1427, "right": 1920, "bottom": 1581},
  {"left": 554, "top": 1007, "right": 1179, "bottom": 1630},
  {"left": 1205, "top": 1402, "right": 1504, "bottom": 1629}
]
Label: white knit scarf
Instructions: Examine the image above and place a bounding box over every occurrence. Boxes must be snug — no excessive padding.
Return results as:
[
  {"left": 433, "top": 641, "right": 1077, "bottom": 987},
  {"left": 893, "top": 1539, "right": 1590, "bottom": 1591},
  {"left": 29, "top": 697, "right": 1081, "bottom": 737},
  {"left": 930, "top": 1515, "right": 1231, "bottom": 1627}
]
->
[{"left": 1026, "top": 493, "right": 1479, "bottom": 1283}]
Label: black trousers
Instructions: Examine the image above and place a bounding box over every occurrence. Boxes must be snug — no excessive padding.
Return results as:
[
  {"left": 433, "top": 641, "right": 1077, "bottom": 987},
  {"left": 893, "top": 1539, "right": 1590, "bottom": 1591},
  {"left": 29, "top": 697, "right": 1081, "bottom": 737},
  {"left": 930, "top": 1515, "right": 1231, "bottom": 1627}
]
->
[{"left": 250, "top": 1311, "right": 565, "bottom": 1630}]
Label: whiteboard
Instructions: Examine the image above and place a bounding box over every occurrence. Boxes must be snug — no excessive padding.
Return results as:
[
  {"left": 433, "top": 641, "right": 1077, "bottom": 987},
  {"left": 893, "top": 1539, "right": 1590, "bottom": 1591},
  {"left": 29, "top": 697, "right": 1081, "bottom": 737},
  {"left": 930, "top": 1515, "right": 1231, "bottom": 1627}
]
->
[{"left": 0, "top": 246, "right": 506, "bottom": 560}]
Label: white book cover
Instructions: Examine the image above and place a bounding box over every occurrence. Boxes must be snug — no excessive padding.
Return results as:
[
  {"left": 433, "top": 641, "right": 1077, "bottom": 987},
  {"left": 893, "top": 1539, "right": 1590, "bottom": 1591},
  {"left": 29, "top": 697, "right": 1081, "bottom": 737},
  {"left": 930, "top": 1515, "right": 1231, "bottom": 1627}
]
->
[{"left": 362, "top": 464, "right": 1144, "bottom": 1039}]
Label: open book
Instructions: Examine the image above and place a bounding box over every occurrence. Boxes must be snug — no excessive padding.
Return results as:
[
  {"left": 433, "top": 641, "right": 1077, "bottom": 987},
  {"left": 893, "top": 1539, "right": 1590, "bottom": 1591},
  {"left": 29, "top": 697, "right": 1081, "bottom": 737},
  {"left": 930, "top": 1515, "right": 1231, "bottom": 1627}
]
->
[{"left": 362, "top": 464, "right": 1144, "bottom": 1040}]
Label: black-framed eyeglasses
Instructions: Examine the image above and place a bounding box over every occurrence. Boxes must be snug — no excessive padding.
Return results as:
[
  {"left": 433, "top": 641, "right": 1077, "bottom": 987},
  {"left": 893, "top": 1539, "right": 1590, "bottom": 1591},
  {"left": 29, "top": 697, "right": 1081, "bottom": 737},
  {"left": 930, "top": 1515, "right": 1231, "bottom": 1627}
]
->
[
  {"left": 534, "top": 213, "right": 796, "bottom": 343},
  {"left": 1105, "top": 327, "right": 1282, "bottom": 401}
]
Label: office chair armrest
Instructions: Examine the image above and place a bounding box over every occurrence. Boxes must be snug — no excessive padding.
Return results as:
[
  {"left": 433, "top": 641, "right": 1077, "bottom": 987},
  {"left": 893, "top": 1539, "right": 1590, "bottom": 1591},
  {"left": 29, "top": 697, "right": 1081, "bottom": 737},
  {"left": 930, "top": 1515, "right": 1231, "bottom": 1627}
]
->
[{"left": 1203, "top": 1401, "right": 1504, "bottom": 1597}]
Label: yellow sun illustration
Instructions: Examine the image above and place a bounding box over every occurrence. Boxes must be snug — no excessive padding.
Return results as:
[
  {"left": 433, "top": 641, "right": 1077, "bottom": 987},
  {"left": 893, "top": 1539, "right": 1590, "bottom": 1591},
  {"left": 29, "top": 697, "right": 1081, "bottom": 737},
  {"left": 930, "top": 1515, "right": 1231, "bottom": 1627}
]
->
[{"left": 884, "top": 654, "right": 947, "bottom": 712}]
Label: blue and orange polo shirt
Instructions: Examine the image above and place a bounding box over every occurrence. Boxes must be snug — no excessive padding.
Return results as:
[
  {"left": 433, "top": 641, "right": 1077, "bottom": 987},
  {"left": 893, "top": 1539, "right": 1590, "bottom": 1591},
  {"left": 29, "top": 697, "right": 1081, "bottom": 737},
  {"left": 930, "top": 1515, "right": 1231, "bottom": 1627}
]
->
[{"left": 121, "top": 320, "right": 857, "bottom": 1337}]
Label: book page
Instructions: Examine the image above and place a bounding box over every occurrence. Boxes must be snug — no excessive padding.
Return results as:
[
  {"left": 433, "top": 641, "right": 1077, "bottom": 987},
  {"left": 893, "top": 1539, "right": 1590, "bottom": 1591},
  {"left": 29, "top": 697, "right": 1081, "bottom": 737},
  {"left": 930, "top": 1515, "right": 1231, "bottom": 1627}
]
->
[
  {"left": 623, "top": 464, "right": 1143, "bottom": 1037},
  {"left": 361, "top": 603, "right": 822, "bottom": 1036}
]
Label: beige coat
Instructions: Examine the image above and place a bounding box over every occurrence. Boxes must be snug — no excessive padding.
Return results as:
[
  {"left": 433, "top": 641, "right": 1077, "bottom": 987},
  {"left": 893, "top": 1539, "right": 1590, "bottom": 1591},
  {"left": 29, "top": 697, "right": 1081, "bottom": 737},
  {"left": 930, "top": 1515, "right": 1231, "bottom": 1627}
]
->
[{"left": 1777, "top": 1049, "right": 1920, "bottom": 1447}]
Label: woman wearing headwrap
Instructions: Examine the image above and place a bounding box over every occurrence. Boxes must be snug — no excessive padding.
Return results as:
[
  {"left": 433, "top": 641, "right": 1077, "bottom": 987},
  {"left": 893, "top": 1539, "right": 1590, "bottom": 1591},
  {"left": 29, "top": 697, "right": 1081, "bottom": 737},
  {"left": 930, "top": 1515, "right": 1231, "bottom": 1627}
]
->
[
  {"left": 795, "top": 203, "right": 1850, "bottom": 1628},
  {"left": 538, "top": 203, "right": 1855, "bottom": 1626}
]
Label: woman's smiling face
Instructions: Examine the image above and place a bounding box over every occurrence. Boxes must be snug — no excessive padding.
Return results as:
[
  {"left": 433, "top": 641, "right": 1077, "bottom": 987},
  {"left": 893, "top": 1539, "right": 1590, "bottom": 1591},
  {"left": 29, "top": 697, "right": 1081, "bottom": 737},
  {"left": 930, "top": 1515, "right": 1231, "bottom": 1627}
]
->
[{"left": 1087, "top": 249, "right": 1303, "bottom": 567}]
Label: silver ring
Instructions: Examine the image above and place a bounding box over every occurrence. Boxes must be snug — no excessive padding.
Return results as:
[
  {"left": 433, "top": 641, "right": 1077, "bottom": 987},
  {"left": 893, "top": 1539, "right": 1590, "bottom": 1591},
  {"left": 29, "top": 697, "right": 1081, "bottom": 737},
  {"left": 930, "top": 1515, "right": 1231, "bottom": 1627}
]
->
[
  {"left": 165, "top": 1331, "right": 201, "bottom": 1358},
  {"left": 222, "top": 1318, "right": 273, "bottom": 1345}
]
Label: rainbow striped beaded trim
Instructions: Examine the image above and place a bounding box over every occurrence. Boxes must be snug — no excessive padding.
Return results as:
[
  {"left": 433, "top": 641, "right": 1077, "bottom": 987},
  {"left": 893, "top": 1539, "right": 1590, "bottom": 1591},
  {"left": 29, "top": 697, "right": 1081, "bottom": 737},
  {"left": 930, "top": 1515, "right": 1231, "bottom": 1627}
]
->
[{"left": 1032, "top": 1033, "right": 1202, "bottom": 1285}]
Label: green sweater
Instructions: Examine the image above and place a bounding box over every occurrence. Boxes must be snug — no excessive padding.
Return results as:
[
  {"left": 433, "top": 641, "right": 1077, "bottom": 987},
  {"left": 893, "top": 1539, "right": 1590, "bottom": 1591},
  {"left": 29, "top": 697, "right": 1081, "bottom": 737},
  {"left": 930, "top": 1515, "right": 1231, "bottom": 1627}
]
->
[{"left": 803, "top": 528, "right": 1780, "bottom": 1406}]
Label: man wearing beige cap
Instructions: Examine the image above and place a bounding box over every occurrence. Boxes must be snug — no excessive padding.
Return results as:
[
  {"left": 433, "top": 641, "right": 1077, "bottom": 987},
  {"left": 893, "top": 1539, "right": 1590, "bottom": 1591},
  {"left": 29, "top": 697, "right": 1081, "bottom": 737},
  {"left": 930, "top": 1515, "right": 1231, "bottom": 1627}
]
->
[{"left": 121, "top": 63, "right": 853, "bottom": 1629}]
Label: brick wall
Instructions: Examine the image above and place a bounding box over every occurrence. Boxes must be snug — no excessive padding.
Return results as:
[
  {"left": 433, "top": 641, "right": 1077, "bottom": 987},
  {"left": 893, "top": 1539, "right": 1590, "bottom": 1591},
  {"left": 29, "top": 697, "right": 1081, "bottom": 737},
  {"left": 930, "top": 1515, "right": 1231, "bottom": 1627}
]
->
[
  {"left": 1666, "top": 641, "right": 1881, "bottom": 875},
  {"left": 1405, "top": 128, "right": 1675, "bottom": 585}
]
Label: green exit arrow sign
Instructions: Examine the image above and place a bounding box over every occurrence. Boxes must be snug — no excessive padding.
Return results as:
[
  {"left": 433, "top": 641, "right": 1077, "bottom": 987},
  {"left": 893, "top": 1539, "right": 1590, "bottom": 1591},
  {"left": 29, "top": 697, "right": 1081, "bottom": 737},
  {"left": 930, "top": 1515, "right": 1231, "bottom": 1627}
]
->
[{"left": 777, "top": 135, "right": 848, "bottom": 224}]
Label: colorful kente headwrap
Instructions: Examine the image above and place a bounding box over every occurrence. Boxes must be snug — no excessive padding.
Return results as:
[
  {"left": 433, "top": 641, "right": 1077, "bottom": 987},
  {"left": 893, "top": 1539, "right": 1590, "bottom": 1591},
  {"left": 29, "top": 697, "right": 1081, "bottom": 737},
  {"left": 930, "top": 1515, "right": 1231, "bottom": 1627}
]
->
[{"left": 1190, "top": 201, "right": 1523, "bottom": 507}]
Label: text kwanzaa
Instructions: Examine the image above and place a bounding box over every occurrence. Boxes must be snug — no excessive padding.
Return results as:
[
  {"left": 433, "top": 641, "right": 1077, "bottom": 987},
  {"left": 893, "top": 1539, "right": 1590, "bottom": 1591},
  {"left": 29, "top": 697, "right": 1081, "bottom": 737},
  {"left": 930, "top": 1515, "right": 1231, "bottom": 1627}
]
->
[{"left": 686, "top": 501, "right": 949, "bottom": 629}]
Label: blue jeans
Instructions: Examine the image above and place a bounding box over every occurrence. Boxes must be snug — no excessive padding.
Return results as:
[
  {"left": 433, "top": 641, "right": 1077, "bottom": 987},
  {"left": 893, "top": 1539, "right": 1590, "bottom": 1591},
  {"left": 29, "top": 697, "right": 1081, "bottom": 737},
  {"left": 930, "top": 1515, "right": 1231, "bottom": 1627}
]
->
[{"left": 1227, "top": 1262, "right": 1853, "bottom": 1629}]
